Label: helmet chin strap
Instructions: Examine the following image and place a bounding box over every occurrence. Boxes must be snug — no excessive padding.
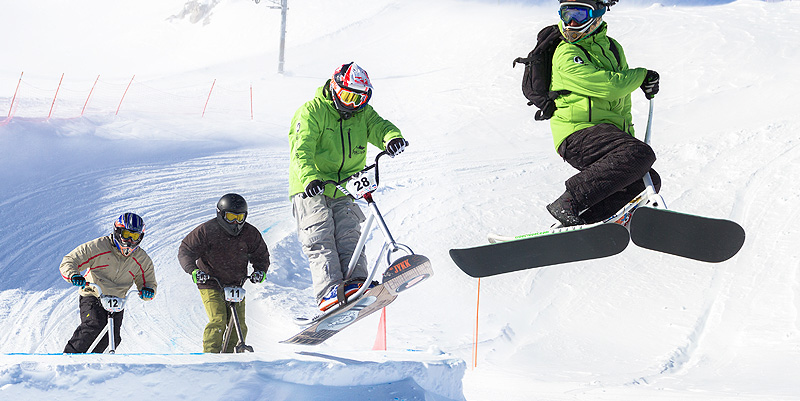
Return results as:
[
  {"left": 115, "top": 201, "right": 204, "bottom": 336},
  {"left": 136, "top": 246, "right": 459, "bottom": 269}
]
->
[{"left": 112, "top": 235, "right": 136, "bottom": 256}]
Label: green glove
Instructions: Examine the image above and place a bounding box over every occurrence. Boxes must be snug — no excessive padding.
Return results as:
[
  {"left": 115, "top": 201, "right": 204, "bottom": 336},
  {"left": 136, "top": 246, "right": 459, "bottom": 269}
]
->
[
  {"left": 250, "top": 270, "right": 266, "bottom": 284},
  {"left": 192, "top": 269, "right": 209, "bottom": 284}
]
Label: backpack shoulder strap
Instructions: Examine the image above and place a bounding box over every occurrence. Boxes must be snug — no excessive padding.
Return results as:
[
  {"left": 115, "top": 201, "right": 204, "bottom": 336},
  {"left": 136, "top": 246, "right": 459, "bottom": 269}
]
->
[{"left": 573, "top": 43, "right": 593, "bottom": 64}]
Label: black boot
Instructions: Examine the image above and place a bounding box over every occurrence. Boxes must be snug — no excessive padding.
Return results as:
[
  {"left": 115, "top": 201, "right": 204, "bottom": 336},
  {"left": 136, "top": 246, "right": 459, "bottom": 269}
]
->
[{"left": 546, "top": 190, "right": 586, "bottom": 227}]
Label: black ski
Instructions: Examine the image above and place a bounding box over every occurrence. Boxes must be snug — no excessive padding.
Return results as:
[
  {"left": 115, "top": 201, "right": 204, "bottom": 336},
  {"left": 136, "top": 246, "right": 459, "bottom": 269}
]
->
[
  {"left": 449, "top": 223, "right": 630, "bottom": 278},
  {"left": 629, "top": 207, "right": 745, "bottom": 262}
]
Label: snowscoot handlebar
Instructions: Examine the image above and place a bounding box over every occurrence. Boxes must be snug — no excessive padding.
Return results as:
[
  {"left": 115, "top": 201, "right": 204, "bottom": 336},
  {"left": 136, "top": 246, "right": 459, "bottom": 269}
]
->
[
  {"left": 207, "top": 274, "right": 257, "bottom": 289},
  {"left": 83, "top": 282, "right": 139, "bottom": 313},
  {"left": 300, "top": 151, "right": 389, "bottom": 200},
  {"left": 206, "top": 274, "right": 259, "bottom": 304}
]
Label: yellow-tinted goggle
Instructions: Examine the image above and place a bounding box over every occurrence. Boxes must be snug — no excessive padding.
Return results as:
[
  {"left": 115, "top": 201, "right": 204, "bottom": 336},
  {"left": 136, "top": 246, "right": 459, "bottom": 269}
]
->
[
  {"left": 120, "top": 229, "right": 142, "bottom": 241},
  {"left": 338, "top": 90, "right": 366, "bottom": 107},
  {"left": 224, "top": 211, "right": 246, "bottom": 223}
]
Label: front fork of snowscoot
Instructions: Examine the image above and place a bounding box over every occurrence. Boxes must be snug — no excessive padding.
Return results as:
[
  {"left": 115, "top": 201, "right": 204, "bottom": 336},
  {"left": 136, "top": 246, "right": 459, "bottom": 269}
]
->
[
  {"left": 332, "top": 191, "right": 431, "bottom": 311},
  {"left": 641, "top": 98, "right": 666, "bottom": 210},
  {"left": 220, "top": 301, "right": 253, "bottom": 353},
  {"left": 86, "top": 283, "right": 134, "bottom": 354},
  {"left": 86, "top": 311, "right": 118, "bottom": 354}
]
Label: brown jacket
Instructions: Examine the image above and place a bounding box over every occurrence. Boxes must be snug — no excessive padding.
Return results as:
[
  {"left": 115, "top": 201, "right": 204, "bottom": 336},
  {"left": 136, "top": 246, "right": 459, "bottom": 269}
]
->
[
  {"left": 60, "top": 236, "right": 157, "bottom": 299},
  {"left": 178, "top": 218, "right": 270, "bottom": 289}
]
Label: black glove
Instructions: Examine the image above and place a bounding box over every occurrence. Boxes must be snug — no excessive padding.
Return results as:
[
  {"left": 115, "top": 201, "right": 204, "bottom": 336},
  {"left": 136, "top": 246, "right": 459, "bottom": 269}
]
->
[
  {"left": 139, "top": 287, "right": 155, "bottom": 300},
  {"left": 250, "top": 270, "right": 266, "bottom": 284},
  {"left": 304, "top": 179, "right": 325, "bottom": 197},
  {"left": 192, "top": 269, "right": 209, "bottom": 284},
  {"left": 70, "top": 274, "right": 86, "bottom": 287},
  {"left": 640, "top": 70, "right": 659, "bottom": 99},
  {"left": 385, "top": 138, "right": 409, "bottom": 157}
]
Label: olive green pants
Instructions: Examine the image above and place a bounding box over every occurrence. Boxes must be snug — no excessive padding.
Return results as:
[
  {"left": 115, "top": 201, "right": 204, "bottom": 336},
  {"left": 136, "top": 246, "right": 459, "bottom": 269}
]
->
[{"left": 199, "top": 288, "right": 247, "bottom": 353}]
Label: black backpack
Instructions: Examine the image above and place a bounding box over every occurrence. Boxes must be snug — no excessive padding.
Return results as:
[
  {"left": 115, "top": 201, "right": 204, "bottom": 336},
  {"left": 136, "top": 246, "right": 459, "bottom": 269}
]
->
[{"left": 513, "top": 24, "right": 620, "bottom": 121}]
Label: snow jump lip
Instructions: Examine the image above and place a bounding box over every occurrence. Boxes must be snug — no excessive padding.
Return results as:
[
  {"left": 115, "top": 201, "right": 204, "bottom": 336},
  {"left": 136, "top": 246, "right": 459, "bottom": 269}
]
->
[{"left": 0, "top": 351, "right": 466, "bottom": 401}]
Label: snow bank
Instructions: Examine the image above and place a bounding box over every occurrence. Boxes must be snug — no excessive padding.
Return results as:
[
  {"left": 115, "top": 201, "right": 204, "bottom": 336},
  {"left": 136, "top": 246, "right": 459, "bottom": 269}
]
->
[{"left": 0, "top": 351, "right": 466, "bottom": 400}]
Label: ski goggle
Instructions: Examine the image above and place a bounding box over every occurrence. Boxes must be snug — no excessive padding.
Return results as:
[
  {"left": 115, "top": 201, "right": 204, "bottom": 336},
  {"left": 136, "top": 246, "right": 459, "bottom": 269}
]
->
[
  {"left": 224, "top": 211, "right": 246, "bottom": 223},
  {"left": 559, "top": 5, "right": 601, "bottom": 25},
  {"left": 332, "top": 84, "right": 371, "bottom": 109},
  {"left": 120, "top": 229, "right": 142, "bottom": 242}
]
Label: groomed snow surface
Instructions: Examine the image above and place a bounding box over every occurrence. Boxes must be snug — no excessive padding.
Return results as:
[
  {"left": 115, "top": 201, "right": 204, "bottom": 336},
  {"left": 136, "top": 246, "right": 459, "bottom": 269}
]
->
[{"left": 1, "top": 0, "right": 799, "bottom": 400}]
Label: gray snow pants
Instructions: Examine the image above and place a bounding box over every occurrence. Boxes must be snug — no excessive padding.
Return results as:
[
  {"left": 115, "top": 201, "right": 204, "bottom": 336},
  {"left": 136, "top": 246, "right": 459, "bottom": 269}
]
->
[
  {"left": 558, "top": 123, "right": 661, "bottom": 224},
  {"left": 292, "top": 194, "right": 368, "bottom": 302}
]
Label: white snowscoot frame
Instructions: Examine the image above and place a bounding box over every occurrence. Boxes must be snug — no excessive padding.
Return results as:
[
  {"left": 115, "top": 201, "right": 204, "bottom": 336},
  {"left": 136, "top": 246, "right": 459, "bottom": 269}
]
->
[
  {"left": 602, "top": 98, "right": 667, "bottom": 224},
  {"left": 208, "top": 275, "right": 255, "bottom": 353},
  {"left": 296, "top": 151, "right": 432, "bottom": 324},
  {"left": 84, "top": 282, "right": 139, "bottom": 354},
  {"left": 489, "top": 99, "right": 666, "bottom": 243}
]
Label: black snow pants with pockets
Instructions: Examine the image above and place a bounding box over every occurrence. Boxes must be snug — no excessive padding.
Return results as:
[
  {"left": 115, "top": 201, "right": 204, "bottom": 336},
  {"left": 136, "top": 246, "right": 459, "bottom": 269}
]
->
[
  {"left": 64, "top": 295, "right": 124, "bottom": 353},
  {"left": 558, "top": 123, "right": 661, "bottom": 224}
]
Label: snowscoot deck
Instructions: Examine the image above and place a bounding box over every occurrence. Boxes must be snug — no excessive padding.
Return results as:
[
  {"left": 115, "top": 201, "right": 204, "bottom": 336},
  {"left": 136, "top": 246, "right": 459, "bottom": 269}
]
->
[
  {"left": 282, "top": 247, "right": 433, "bottom": 346},
  {"left": 450, "top": 222, "right": 630, "bottom": 278},
  {"left": 629, "top": 207, "right": 745, "bottom": 263}
]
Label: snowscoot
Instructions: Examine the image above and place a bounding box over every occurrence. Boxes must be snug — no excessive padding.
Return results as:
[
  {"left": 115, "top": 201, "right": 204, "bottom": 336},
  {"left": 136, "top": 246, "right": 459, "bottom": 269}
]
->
[
  {"left": 282, "top": 151, "right": 433, "bottom": 345},
  {"left": 452, "top": 99, "right": 746, "bottom": 278},
  {"left": 84, "top": 282, "right": 140, "bottom": 354},
  {"left": 208, "top": 275, "right": 256, "bottom": 353}
]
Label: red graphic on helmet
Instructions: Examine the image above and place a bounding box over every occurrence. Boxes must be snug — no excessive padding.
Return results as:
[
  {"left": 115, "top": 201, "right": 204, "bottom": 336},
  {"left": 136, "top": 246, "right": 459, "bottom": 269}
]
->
[{"left": 330, "top": 62, "right": 373, "bottom": 113}]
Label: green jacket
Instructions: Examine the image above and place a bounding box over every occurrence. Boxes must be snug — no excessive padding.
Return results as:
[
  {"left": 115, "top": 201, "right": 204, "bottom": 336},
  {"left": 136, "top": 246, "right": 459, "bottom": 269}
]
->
[
  {"left": 289, "top": 81, "right": 403, "bottom": 198},
  {"left": 549, "top": 23, "right": 647, "bottom": 150}
]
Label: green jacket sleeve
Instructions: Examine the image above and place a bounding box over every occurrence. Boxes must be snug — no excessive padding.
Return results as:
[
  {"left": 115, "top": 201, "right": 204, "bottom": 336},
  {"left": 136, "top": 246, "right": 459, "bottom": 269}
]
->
[
  {"left": 553, "top": 44, "right": 647, "bottom": 100},
  {"left": 364, "top": 107, "right": 402, "bottom": 150}
]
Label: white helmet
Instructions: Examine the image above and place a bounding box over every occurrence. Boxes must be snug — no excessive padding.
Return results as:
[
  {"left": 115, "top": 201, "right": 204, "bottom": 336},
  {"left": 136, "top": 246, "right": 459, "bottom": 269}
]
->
[{"left": 329, "top": 62, "right": 373, "bottom": 118}]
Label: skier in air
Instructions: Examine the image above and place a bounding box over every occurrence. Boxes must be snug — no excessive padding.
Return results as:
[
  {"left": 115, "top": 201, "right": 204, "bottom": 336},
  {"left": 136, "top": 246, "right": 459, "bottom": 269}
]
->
[
  {"left": 178, "top": 193, "right": 270, "bottom": 353},
  {"left": 61, "top": 212, "right": 157, "bottom": 353},
  {"left": 545, "top": 0, "right": 661, "bottom": 227},
  {"left": 288, "top": 62, "right": 408, "bottom": 312}
]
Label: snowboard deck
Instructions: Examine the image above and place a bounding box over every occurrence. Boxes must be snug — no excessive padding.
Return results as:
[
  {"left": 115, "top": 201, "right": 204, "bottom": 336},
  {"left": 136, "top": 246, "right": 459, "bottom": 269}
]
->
[
  {"left": 629, "top": 207, "right": 745, "bottom": 262},
  {"left": 449, "top": 223, "right": 630, "bottom": 278}
]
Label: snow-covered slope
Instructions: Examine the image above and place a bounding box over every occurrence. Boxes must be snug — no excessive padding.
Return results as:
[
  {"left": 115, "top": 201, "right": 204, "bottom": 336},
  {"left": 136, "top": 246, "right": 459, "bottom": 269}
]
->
[{"left": 1, "top": 0, "right": 799, "bottom": 400}]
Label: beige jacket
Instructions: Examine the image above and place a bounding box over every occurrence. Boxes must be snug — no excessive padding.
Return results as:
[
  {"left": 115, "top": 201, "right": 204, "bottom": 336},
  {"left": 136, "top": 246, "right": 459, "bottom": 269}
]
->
[{"left": 60, "top": 236, "right": 157, "bottom": 299}]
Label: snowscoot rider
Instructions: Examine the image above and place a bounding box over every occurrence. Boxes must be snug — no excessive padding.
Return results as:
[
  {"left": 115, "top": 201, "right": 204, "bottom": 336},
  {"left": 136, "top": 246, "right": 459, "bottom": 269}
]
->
[
  {"left": 546, "top": 0, "right": 662, "bottom": 226},
  {"left": 289, "top": 62, "right": 409, "bottom": 312},
  {"left": 61, "top": 212, "right": 157, "bottom": 353},
  {"left": 178, "top": 193, "right": 270, "bottom": 353}
]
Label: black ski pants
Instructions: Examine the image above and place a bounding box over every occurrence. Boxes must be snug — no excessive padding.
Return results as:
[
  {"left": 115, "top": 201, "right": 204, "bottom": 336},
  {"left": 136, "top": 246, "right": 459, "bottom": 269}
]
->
[
  {"left": 558, "top": 123, "right": 661, "bottom": 224},
  {"left": 64, "top": 295, "right": 124, "bottom": 353}
]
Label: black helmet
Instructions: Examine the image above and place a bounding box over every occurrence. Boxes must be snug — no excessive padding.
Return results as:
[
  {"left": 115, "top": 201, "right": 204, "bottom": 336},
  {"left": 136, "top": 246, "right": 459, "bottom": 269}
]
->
[{"left": 216, "top": 193, "right": 248, "bottom": 236}]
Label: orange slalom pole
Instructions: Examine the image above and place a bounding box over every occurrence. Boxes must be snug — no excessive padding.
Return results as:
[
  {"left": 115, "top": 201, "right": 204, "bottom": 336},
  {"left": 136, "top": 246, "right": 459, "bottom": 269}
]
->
[
  {"left": 7, "top": 71, "right": 23, "bottom": 119},
  {"left": 47, "top": 73, "right": 64, "bottom": 120},
  {"left": 116, "top": 75, "right": 135, "bottom": 116},
  {"left": 202, "top": 79, "right": 216, "bottom": 117},
  {"left": 372, "top": 307, "right": 387, "bottom": 351},
  {"left": 81, "top": 75, "right": 100, "bottom": 117},
  {"left": 473, "top": 277, "right": 481, "bottom": 369}
]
